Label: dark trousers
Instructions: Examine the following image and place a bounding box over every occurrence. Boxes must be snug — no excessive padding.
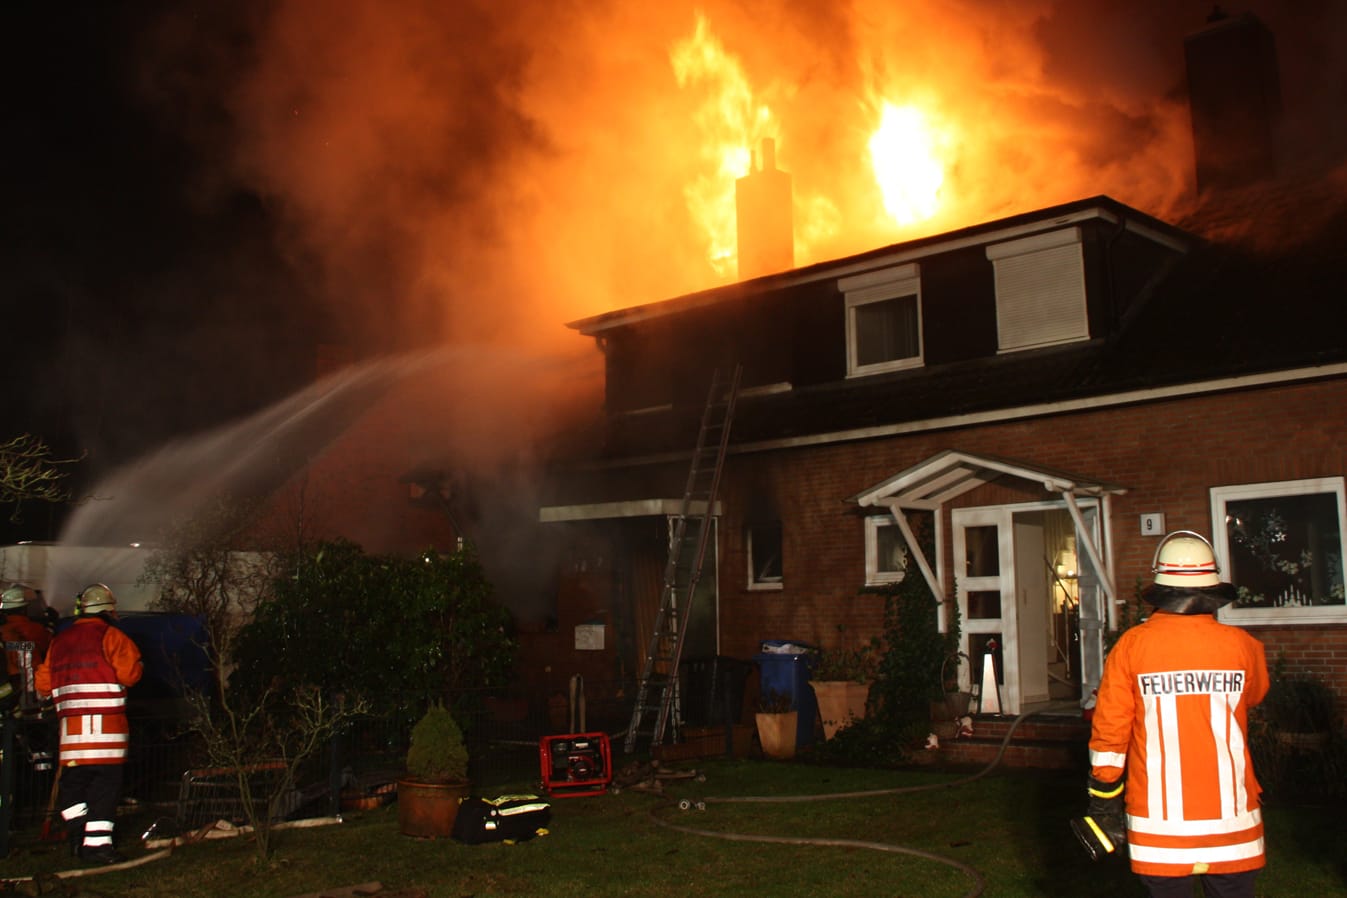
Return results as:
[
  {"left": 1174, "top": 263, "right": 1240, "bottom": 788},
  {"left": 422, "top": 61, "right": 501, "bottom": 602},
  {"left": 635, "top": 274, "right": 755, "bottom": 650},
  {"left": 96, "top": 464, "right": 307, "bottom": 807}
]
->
[
  {"left": 58, "top": 764, "right": 124, "bottom": 833},
  {"left": 1140, "top": 871, "right": 1257, "bottom": 898}
]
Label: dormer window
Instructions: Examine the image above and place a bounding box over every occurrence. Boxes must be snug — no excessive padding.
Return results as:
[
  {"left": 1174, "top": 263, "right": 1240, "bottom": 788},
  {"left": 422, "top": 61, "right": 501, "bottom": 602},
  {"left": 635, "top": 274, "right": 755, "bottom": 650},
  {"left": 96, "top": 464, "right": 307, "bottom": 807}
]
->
[
  {"left": 986, "top": 227, "right": 1088, "bottom": 352},
  {"left": 841, "top": 263, "right": 923, "bottom": 377}
]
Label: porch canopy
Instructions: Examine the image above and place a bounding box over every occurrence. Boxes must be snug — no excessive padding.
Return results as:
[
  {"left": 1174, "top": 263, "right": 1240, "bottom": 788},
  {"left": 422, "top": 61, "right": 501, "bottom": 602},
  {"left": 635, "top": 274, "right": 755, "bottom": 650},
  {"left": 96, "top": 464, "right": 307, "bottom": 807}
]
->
[
  {"left": 538, "top": 498, "right": 718, "bottom": 523},
  {"left": 849, "top": 449, "right": 1127, "bottom": 630}
]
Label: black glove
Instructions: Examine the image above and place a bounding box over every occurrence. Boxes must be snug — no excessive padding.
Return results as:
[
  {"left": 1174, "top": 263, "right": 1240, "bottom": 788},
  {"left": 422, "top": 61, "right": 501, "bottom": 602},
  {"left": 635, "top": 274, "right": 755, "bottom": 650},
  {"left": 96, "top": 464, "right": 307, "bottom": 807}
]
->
[{"left": 1070, "top": 774, "right": 1127, "bottom": 861}]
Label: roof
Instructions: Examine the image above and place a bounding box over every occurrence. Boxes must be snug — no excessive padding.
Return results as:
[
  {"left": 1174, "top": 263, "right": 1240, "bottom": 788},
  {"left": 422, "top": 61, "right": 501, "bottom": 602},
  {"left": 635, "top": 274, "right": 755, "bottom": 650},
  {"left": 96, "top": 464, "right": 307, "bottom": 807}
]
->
[
  {"left": 592, "top": 173, "right": 1347, "bottom": 459},
  {"left": 568, "top": 195, "right": 1190, "bottom": 337}
]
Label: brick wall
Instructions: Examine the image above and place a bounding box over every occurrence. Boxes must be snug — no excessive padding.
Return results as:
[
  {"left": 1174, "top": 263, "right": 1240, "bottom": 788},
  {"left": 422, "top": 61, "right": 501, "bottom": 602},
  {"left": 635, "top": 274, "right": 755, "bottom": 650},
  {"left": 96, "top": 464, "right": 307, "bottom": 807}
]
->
[{"left": 714, "top": 376, "right": 1347, "bottom": 698}]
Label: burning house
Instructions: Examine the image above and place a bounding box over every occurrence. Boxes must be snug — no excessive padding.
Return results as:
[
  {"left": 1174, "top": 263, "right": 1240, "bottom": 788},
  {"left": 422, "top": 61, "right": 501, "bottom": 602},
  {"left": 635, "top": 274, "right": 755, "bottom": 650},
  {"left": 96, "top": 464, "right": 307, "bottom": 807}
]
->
[{"left": 525, "top": 9, "right": 1347, "bottom": 743}]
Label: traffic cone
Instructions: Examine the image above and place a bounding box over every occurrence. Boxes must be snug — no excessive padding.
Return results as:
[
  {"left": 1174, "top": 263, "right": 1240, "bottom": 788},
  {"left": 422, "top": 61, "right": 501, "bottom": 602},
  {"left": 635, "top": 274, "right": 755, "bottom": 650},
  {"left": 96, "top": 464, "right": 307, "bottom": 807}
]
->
[{"left": 978, "top": 647, "right": 1001, "bottom": 715}]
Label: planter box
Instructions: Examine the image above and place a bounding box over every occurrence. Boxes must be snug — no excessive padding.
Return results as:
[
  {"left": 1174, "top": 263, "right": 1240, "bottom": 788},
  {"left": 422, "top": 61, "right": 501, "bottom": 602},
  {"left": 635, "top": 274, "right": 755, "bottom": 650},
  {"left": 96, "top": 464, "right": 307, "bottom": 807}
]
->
[{"left": 811, "top": 681, "right": 871, "bottom": 740}]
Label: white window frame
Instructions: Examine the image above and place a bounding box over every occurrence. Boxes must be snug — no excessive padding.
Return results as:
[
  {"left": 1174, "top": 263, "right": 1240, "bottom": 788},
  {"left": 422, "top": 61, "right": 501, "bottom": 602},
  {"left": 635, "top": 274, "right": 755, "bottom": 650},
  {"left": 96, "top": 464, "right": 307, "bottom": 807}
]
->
[
  {"left": 986, "top": 227, "right": 1089, "bottom": 352},
  {"left": 746, "top": 521, "right": 783, "bottom": 591},
  {"left": 1210, "top": 476, "right": 1347, "bottom": 626},
  {"left": 864, "top": 515, "right": 910, "bottom": 586},
  {"left": 840, "top": 263, "right": 923, "bottom": 377}
]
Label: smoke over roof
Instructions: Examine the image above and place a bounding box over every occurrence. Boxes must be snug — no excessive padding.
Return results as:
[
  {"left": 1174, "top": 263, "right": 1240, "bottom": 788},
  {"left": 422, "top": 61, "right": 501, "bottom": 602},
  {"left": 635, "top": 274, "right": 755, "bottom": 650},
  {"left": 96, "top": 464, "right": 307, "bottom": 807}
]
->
[
  {"left": 5, "top": 1, "right": 1346, "bottom": 505},
  {"left": 144, "top": 1, "right": 1344, "bottom": 325}
]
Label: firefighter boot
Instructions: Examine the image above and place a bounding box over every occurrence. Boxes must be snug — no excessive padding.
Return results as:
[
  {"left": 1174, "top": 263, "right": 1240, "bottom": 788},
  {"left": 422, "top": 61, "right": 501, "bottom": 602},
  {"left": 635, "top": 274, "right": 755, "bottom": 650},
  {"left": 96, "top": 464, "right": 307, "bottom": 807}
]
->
[{"left": 79, "top": 819, "right": 124, "bottom": 865}]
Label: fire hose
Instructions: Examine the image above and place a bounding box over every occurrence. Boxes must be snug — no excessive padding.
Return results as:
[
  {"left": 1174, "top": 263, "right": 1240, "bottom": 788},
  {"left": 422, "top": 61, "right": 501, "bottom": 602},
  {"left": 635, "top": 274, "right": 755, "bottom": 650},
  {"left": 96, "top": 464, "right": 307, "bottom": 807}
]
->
[{"left": 647, "top": 701, "right": 1080, "bottom": 898}]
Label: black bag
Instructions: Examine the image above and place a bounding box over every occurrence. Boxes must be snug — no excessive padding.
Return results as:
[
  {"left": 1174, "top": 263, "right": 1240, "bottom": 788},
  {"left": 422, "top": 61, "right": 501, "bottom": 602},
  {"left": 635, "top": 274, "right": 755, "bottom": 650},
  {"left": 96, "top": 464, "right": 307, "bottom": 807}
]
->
[{"left": 452, "top": 794, "right": 551, "bottom": 844}]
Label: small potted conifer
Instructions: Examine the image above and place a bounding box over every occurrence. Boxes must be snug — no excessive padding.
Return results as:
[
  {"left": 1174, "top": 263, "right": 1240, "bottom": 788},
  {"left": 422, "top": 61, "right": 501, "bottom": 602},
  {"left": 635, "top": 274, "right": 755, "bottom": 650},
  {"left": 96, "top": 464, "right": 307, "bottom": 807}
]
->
[{"left": 397, "top": 702, "right": 471, "bottom": 838}]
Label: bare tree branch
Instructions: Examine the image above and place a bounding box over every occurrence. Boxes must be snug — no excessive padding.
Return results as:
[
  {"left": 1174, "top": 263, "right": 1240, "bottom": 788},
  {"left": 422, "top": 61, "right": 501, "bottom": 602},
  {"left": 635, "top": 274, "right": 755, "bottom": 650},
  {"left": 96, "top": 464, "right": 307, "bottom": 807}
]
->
[{"left": 0, "top": 433, "right": 79, "bottom": 520}]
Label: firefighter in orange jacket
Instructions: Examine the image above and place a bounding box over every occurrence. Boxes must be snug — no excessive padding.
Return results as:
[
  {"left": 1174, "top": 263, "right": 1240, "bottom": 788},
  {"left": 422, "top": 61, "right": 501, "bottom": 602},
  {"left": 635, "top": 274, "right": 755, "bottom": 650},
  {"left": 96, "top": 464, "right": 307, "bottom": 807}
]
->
[
  {"left": 0, "top": 584, "right": 51, "bottom": 699},
  {"left": 1077, "top": 531, "right": 1269, "bottom": 898},
  {"left": 34, "top": 584, "right": 143, "bottom": 866}
]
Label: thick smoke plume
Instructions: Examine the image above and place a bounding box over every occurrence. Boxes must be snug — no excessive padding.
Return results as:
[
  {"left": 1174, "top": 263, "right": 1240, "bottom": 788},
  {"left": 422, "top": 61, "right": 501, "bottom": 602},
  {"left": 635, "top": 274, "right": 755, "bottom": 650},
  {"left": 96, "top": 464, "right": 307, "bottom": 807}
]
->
[{"left": 140, "top": 0, "right": 1345, "bottom": 354}]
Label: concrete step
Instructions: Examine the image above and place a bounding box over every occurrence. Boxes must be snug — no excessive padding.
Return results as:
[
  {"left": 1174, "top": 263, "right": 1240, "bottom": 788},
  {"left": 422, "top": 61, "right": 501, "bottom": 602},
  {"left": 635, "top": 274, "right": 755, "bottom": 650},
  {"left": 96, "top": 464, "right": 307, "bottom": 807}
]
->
[
  {"left": 971, "top": 714, "right": 1090, "bottom": 744},
  {"left": 923, "top": 736, "right": 1087, "bottom": 771},
  {"left": 915, "top": 711, "right": 1091, "bottom": 772}
]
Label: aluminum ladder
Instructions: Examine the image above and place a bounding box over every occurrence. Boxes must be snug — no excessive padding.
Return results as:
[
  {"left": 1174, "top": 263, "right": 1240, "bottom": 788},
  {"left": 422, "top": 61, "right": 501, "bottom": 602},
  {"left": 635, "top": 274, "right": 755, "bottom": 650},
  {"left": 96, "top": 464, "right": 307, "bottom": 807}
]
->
[{"left": 623, "top": 365, "right": 741, "bottom": 753}]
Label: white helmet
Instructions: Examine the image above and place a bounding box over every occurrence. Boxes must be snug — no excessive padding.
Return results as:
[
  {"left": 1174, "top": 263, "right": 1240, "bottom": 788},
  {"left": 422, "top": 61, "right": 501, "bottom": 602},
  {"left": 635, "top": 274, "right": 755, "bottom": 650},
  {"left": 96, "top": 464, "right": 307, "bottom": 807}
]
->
[
  {"left": 77, "top": 583, "right": 117, "bottom": 614},
  {"left": 1151, "top": 531, "right": 1222, "bottom": 587},
  {"left": 1, "top": 584, "right": 36, "bottom": 611},
  {"left": 1142, "top": 530, "right": 1236, "bottom": 613}
]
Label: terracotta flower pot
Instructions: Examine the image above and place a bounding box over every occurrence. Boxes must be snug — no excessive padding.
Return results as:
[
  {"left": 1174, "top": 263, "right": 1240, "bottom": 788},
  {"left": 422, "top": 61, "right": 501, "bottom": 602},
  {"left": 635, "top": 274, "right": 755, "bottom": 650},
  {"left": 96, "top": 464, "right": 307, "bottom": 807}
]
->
[
  {"left": 811, "top": 681, "right": 871, "bottom": 740},
  {"left": 755, "top": 711, "right": 798, "bottom": 760},
  {"left": 397, "top": 778, "right": 471, "bottom": 838}
]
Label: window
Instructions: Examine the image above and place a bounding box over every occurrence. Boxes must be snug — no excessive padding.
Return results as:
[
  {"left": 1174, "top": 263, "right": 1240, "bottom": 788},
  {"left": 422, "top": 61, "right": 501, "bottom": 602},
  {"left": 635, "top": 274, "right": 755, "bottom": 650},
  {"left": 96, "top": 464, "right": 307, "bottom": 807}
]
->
[
  {"left": 747, "top": 522, "right": 783, "bottom": 589},
  {"left": 1211, "top": 477, "right": 1347, "bottom": 626},
  {"left": 865, "top": 516, "right": 909, "bottom": 585},
  {"left": 841, "top": 263, "right": 922, "bottom": 377},
  {"left": 986, "top": 227, "right": 1089, "bottom": 352}
]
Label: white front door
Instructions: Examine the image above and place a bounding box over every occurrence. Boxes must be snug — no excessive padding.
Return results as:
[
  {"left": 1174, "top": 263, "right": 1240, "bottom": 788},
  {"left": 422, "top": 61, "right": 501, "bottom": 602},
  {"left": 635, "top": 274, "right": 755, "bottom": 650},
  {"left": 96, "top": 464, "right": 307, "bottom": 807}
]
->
[
  {"left": 954, "top": 502, "right": 1099, "bottom": 715},
  {"left": 953, "top": 508, "right": 1022, "bottom": 713}
]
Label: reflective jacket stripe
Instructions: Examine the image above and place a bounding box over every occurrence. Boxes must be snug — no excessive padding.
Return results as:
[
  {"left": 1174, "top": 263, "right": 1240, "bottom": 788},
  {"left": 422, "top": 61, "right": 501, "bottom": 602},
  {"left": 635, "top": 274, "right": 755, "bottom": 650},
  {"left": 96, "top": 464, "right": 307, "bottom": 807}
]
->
[
  {"left": 1129, "top": 834, "right": 1265, "bottom": 866},
  {"left": 1089, "top": 749, "right": 1126, "bottom": 768},
  {"left": 1130, "top": 808, "right": 1261, "bottom": 836}
]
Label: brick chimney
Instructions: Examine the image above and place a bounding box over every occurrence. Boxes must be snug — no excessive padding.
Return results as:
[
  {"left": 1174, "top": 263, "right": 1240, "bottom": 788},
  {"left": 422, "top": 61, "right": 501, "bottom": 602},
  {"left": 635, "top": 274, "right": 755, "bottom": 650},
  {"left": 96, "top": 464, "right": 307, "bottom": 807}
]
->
[
  {"left": 735, "top": 138, "right": 794, "bottom": 279},
  {"left": 1184, "top": 8, "right": 1282, "bottom": 193}
]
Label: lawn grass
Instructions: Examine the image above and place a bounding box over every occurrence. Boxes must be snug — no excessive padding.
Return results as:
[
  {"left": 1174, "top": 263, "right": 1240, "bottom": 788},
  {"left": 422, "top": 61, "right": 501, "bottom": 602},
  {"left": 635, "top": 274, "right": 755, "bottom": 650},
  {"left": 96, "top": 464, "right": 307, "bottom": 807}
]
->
[{"left": 1, "top": 760, "right": 1342, "bottom": 897}]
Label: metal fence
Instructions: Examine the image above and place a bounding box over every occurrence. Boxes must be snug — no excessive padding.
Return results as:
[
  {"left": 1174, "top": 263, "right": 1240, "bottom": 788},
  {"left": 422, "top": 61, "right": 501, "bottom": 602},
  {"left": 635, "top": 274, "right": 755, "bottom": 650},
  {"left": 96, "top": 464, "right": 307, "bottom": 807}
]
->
[
  {"left": 2, "top": 662, "right": 759, "bottom": 840},
  {"left": 2, "top": 679, "right": 649, "bottom": 834}
]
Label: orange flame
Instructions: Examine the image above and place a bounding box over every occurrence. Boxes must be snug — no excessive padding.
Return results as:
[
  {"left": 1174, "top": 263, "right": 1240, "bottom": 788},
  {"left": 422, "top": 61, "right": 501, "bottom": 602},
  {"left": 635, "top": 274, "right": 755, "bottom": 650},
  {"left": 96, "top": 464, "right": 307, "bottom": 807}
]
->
[{"left": 670, "top": 13, "right": 779, "bottom": 277}]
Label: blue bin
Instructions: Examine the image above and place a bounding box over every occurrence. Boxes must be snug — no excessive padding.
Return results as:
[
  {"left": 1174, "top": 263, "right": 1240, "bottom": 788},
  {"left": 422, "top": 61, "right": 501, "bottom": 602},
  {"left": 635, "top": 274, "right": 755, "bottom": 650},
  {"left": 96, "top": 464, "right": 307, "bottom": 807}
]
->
[{"left": 753, "top": 641, "right": 817, "bottom": 749}]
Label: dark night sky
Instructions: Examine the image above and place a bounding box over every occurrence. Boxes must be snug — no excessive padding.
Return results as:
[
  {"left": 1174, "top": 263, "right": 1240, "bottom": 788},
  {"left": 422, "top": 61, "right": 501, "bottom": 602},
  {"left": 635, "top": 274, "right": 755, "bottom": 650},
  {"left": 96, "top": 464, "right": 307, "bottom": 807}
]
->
[
  {"left": 4, "top": 4, "right": 324, "bottom": 469},
  {"left": 3, "top": 1, "right": 1345, "bottom": 545}
]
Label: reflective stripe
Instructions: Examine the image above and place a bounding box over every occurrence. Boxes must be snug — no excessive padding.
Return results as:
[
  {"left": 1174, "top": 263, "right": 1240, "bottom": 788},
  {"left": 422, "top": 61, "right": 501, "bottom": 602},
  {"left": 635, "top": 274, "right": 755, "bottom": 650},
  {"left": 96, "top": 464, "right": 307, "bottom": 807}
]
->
[
  {"left": 62, "top": 733, "right": 129, "bottom": 746},
  {"left": 1227, "top": 692, "right": 1251, "bottom": 815},
  {"left": 1085, "top": 816, "right": 1116, "bottom": 854},
  {"left": 1158, "top": 692, "right": 1183, "bottom": 819},
  {"left": 53, "top": 683, "right": 126, "bottom": 697},
  {"left": 1142, "top": 690, "right": 1162, "bottom": 816},
  {"left": 498, "top": 802, "right": 551, "bottom": 816},
  {"left": 1129, "top": 835, "right": 1264, "bottom": 865},
  {"left": 83, "top": 819, "right": 114, "bottom": 847},
  {"left": 57, "top": 697, "right": 128, "bottom": 711},
  {"left": 61, "top": 748, "right": 128, "bottom": 761},
  {"left": 61, "top": 802, "right": 89, "bottom": 821},
  {"left": 1089, "top": 780, "right": 1124, "bottom": 800},
  {"left": 1090, "top": 749, "right": 1126, "bottom": 768},
  {"left": 1129, "top": 808, "right": 1261, "bottom": 836}
]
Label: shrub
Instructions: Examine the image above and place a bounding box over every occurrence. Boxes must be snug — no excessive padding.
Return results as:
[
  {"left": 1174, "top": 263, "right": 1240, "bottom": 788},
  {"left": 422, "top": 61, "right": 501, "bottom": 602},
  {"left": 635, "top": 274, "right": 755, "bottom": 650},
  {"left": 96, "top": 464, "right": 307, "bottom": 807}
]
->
[
  {"left": 405, "top": 702, "right": 469, "bottom": 784},
  {"left": 1262, "top": 674, "right": 1337, "bottom": 733},
  {"left": 811, "top": 640, "right": 881, "bottom": 683},
  {"left": 230, "top": 540, "right": 517, "bottom": 732}
]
